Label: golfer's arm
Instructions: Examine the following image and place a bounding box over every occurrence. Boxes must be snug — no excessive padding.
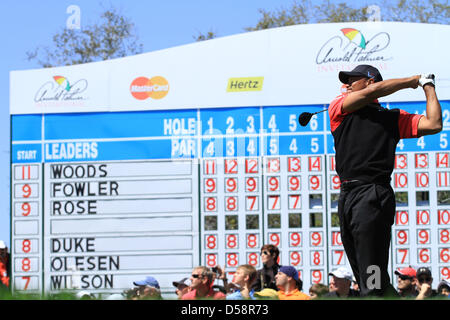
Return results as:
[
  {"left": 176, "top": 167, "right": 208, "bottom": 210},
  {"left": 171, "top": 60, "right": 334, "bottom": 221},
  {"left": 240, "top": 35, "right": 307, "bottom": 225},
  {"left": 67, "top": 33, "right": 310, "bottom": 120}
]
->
[
  {"left": 342, "top": 76, "right": 420, "bottom": 113},
  {"left": 417, "top": 85, "right": 442, "bottom": 137}
]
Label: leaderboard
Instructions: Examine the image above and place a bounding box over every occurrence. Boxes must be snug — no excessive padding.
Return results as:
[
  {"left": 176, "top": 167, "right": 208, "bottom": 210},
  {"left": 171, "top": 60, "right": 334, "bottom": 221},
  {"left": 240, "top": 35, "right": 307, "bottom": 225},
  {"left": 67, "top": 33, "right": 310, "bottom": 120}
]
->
[{"left": 11, "top": 101, "right": 450, "bottom": 295}]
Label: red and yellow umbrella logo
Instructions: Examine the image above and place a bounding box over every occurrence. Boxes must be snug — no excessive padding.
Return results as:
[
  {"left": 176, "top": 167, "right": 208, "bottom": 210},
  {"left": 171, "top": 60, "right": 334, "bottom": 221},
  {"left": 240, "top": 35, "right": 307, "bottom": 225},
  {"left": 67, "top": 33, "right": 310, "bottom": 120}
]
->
[{"left": 130, "top": 76, "right": 169, "bottom": 100}]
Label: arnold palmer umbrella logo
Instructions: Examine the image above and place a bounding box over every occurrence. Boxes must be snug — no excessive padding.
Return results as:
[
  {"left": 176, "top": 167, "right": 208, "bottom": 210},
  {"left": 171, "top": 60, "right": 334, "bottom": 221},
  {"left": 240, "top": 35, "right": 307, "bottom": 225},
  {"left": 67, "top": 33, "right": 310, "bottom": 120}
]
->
[
  {"left": 34, "top": 76, "right": 88, "bottom": 103},
  {"left": 316, "top": 27, "right": 392, "bottom": 64}
]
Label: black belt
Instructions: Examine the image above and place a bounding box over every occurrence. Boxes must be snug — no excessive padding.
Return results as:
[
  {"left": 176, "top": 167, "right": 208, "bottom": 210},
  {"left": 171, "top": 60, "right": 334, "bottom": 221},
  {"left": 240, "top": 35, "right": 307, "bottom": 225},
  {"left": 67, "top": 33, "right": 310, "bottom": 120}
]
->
[{"left": 341, "top": 179, "right": 368, "bottom": 191}]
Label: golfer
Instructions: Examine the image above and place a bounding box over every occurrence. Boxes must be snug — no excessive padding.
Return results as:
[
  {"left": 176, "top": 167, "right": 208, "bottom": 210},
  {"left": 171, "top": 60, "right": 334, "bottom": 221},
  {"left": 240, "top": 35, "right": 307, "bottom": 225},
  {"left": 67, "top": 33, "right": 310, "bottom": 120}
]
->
[{"left": 328, "top": 65, "right": 442, "bottom": 297}]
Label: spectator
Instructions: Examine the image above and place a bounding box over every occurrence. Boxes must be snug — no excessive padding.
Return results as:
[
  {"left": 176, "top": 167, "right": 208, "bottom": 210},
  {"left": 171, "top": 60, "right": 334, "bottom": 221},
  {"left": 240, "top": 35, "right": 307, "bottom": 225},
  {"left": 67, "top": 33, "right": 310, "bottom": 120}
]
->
[
  {"left": 351, "top": 276, "right": 360, "bottom": 292},
  {"left": 437, "top": 279, "right": 450, "bottom": 297},
  {"left": 105, "top": 293, "right": 126, "bottom": 300},
  {"left": 395, "top": 267, "right": 418, "bottom": 298},
  {"left": 133, "top": 276, "right": 162, "bottom": 300},
  {"left": 275, "top": 266, "right": 310, "bottom": 300},
  {"left": 182, "top": 266, "right": 225, "bottom": 300},
  {"left": 415, "top": 267, "right": 438, "bottom": 300},
  {"left": 172, "top": 277, "right": 191, "bottom": 299},
  {"left": 75, "top": 290, "right": 95, "bottom": 300},
  {"left": 251, "top": 244, "right": 280, "bottom": 291},
  {"left": 226, "top": 264, "right": 257, "bottom": 300},
  {"left": 309, "top": 283, "right": 329, "bottom": 299},
  {"left": 0, "top": 240, "right": 10, "bottom": 290},
  {"left": 325, "top": 267, "right": 359, "bottom": 298},
  {"left": 124, "top": 287, "right": 139, "bottom": 300}
]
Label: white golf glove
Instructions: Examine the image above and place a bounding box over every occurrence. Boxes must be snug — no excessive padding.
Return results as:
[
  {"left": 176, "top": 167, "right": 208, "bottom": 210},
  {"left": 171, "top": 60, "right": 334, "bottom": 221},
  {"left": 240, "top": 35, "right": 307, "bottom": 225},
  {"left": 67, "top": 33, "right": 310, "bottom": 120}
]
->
[{"left": 419, "top": 74, "right": 435, "bottom": 87}]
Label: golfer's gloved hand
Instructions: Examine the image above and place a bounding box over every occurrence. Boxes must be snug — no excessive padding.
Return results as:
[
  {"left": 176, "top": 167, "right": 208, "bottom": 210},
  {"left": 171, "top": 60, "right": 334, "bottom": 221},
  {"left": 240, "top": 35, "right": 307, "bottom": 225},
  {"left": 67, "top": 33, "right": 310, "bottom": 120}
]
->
[{"left": 419, "top": 74, "right": 435, "bottom": 88}]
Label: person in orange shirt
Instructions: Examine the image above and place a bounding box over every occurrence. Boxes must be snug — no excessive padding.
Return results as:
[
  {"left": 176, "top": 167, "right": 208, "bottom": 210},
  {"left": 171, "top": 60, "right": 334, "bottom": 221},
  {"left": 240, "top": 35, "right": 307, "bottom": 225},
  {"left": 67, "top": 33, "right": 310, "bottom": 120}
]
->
[
  {"left": 275, "top": 266, "right": 310, "bottom": 300},
  {"left": 0, "top": 241, "right": 10, "bottom": 290}
]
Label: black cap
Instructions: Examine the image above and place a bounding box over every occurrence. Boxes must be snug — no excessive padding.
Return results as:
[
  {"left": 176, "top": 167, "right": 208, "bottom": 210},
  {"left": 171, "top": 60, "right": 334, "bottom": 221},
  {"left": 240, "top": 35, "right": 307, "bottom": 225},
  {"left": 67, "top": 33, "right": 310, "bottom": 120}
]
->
[
  {"left": 339, "top": 64, "right": 383, "bottom": 84},
  {"left": 416, "top": 267, "right": 432, "bottom": 278}
]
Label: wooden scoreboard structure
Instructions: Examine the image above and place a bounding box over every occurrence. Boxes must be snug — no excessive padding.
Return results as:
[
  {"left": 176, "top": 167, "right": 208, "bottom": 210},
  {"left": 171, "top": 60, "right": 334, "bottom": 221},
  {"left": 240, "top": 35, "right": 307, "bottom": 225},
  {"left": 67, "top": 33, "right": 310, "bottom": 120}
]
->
[{"left": 10, "top": 22, "right": 450, "bottom": 297}]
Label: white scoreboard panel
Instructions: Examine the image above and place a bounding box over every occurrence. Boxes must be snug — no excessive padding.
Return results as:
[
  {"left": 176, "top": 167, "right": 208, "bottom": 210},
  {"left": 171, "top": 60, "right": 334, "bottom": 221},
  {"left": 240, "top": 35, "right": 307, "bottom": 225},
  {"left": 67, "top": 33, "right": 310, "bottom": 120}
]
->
[{"left": 11, "top": 100, "right": 450, "bottom": 296}]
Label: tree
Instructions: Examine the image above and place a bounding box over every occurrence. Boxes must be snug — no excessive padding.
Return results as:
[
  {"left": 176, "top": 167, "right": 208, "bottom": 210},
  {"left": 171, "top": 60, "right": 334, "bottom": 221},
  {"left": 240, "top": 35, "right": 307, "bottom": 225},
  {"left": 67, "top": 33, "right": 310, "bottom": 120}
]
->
[
  {"left": 246, "top": 0, "right": 449, "bottom": 31},
  {"left": 193, "top": 30, "right": 218, "bottom": 42},
  {"left": 27, "top": 7, "right": 143, "bottom": 67},
  {"left": 383, "top": 0, "right": 449, "bottom": 24}
]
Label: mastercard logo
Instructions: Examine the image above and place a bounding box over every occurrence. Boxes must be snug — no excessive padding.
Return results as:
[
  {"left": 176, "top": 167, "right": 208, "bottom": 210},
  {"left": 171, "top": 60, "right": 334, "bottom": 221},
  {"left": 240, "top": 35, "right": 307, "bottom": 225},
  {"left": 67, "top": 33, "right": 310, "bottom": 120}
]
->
[{"left": 130, "top": 76, "right": 169, "bottom": 100}]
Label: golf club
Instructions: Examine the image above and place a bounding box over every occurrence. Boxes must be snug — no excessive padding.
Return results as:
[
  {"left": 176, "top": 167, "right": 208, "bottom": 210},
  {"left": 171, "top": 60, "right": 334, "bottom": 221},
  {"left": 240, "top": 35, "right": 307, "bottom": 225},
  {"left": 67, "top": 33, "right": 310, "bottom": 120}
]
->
[{"left": 298, "top": 109, "right": 328, "bottom": 127}]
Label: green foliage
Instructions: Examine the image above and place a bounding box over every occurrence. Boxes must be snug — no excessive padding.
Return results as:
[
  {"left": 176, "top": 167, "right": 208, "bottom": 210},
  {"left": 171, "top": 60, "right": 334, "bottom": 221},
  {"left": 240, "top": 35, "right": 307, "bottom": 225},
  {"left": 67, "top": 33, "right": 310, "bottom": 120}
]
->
[
  {"left": 246, "top": 0, "right": 449, "bottom": 31},
  {"left": 27, "top": 7, "right": 143, "bottom": 68}
]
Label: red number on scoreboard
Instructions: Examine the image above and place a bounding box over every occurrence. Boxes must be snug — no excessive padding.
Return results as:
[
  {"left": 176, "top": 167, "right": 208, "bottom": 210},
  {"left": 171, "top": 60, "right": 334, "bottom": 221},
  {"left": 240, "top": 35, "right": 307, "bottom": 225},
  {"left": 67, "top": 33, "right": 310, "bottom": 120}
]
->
[
  {"left": 332, "top": 250, "right": 345, "bottom": 265},
  {"left": 269, "top": 233, "right": 281, "bottom": 246},
  {"left": 310, "top": 232, "right": 323, "bottom": 246},
  {"left": 415, "top": 153, "right": 428, "bottom": 168},
  {"left": 437, "top": 172, "right": 450, "bottom": 187},
  {"left": 224, "top": 159, "right": 238, "bottom": 174},
  {"left": 418, "top": 248, "right": 431, "bottom": 263},
  {"left": 439, "top": 229, "right": 450, "bottom": 244},
  {"left": 394, "top": 173, "right": 408, "bottom": 188},
  {"left": 332, "top": 231, "right": 343, "bottom": 246},
  {"left": 289, "top": 232, "right": 302, "bottom": 247},
  {"left": 226, "top": 234, "right": 238, "bottom": 249},
  {"left": 288, "top": 176, "right": 301, "bottom": 191},
  {"left": 245, "top": 177, "right": 258, "bottom": 192},
  {"left": 288, "top": 157, "right": 301, "bottom": 172},
  {"left": 308, "top": 156, "right": 321, "bottom": 171},
  {"left": 417, "top": 229, "right": 430, "bottom": 244},
  {"left": 245, "top": 159, "right": 259, "bottom": 174},
  {"left": 311, "top": 251, "right": 323, "bottom": 265},
  {"left": 205, "top": 197, "right": 217, "bottom": 212},
  {"left": 396, "top": 249, "right": 409, "bottom": 264},
  {"left": 309, "top": 175, "right": 322, "bottom": 190},
  {"left": 329, "top": 155, "right": 336, "bottom": 171},
  {"left": 226, "top": 253, "right": 239, "bottom": 267},
  {"left": 396, "top": 230, "right": 409, "bottom": 245},
  {"left": 225, "top": 196, "right": 238, "bottom": 211},
  {"left": 290, "top": 251, "right": 302, "bottom": 266},
  {"left": 205, "top": 235, "right": 218, "bottom": 250},
  {"left": 311, "top": 270, "right": 323, "bottom": 284},
  {"left": 438, "top": 210, "right": 450, "bottom": 225},
  {"left": 267, "top": 176, "right": 280, "bottom": 191},
  {"left": 267, "top": 158, "right": 280, "bottom": 173},
  {"left": 436, "top": 153, "right": 449, "bottom": 168},
  {"left": 440, "top": 248, "right": 450, "bottom": 263},
  {"left": 395, "top": 154, "right": 408, "bottom": 169},
  {"left": 204, "top": 178, "right": 217, "bottom": 193},
  {"left": 416, "top": 210, "right": 430, "bottom": 225},
  {"left": 396, "top": 211, "right": 409, "bottom": 226},
  {"left": 440, "top": 267, "right": 450, "bottom": 280},
  {"left": 225, "top": 178, "right": 238, "bottom": 192},
  {"left": 268, "top": 195, "right": 280, "bottom": 210},
  {"left": 203, "top": 160, "right": 217, "bottom": 175},
  {"left": 247, "top": 234, "right": 259, "bottom": 249},
  {"left": 206, "top": 254, "right": 217, "bottom": 267},
  {"left": 21, "top": 202, "right": 32, "bottom": 216},
  {"left": 331, "top": 175, "right": 341, "bottom": 190},
  {"left": 247, "top": 252, "right": 259, "bottom": 266},
  {"left": 288, "top": 195, "right": 301, "bottom": 210},
  {"left": 246, "top": 196, "right": 258, "bottom": 211},
  {"left": 416, "top": 173, "right": 429, "bottom": 187}
]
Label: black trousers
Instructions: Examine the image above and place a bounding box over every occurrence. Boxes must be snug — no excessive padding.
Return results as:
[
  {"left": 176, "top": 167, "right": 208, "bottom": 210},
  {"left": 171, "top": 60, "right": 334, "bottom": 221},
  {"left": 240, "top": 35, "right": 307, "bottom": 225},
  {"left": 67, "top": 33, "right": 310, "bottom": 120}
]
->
[{"left": 338, "top": 181, "right": 399, "bottom": 297}]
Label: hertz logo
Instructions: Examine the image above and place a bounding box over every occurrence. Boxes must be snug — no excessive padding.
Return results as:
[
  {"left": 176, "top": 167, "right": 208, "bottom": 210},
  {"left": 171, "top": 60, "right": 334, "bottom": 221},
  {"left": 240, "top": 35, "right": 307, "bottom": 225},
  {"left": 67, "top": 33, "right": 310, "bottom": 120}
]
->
[{"left": 227, "top": 77, "right": 264, "bottom": 92}]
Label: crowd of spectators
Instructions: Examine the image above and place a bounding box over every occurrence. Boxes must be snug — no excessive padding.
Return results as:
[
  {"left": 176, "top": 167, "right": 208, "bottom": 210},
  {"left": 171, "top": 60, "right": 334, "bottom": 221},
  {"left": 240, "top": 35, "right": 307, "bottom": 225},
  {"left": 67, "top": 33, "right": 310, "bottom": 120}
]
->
[
  {"left": 1, "top": 240, "right": 449, "bottom": 301},
  {"left": 99, "top": 244, "right": 450, "bottom": 301}
]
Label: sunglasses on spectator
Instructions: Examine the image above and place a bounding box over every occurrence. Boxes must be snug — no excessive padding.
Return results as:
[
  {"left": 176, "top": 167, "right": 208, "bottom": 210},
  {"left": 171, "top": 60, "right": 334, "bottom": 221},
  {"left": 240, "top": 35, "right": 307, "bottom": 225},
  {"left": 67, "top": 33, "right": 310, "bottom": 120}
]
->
[
  {"left": 398, "top": 275, "right": 412, "bottom": 281},
  {"left": 260, "top": 251, "right": 270, "bottom": 256},
  {"left": 418, "top": 277, "right": 432, "bottom": 283},
  {"left": 191, "top": 274, "right": 203, "bottom": 279}
]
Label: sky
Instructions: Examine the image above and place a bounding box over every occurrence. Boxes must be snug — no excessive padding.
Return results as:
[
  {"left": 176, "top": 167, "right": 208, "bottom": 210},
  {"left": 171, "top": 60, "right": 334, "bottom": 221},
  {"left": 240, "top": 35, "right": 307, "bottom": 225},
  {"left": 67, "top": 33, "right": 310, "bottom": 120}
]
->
[{"left": 0, "top": 0, "right": 404, "bottom": 247}]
